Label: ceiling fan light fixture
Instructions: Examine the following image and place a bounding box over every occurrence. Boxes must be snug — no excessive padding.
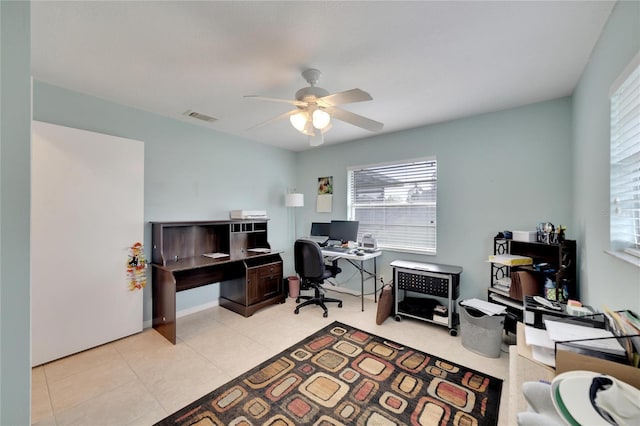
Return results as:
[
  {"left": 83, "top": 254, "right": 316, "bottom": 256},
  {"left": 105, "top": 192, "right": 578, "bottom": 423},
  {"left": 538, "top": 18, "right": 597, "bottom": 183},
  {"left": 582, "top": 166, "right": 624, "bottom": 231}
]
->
[
  {"left": 302, "top": 119, "right": 315, "bottom": 135},
  {"left": 312, "top": 109, "right": 331, "bottom": 129},
  {"left": 309, "top": 131, "right": 324, "bottom": 147},
  {"left": 289, "top": 111, "right": 308, "bottom": 132},
  {"left": 247, "top": 68, "right": 383, "bottom": 144}
]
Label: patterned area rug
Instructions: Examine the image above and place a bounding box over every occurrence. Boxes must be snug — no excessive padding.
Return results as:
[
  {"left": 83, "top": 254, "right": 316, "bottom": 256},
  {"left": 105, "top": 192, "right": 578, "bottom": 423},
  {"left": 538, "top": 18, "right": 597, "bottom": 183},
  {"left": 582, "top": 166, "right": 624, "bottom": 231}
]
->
[{"left": 156, "top": 321, "right": 502, "bottom": 425}]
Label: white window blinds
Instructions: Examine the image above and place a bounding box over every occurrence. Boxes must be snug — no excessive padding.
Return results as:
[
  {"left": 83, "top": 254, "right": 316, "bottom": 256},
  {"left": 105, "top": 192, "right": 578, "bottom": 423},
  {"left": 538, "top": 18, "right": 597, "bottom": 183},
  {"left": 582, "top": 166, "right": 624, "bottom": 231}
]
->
[
  {"left": 610, "top": 52, "right": 640, "bottom": 253},
  {"left": 348, "top": 158, "right": 437, "bottom": 254}
]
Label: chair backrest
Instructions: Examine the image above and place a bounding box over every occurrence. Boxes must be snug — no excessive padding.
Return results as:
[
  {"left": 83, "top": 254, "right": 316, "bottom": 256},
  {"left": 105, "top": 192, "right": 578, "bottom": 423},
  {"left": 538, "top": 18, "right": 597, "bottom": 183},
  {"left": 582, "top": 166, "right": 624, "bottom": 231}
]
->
[{"left": 294, "top": 239, "right": 326, "bottom": 281}]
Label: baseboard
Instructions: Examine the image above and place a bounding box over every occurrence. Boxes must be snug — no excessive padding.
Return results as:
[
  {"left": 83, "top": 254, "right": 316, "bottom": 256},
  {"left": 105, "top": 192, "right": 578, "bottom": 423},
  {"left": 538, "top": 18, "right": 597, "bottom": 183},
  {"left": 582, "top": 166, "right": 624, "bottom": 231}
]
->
[
  {"left": 177, "top": 300, "right": 220, "bottom": 318},
  {"left": 143, "top": 299, "right": 220, "bottom": 329}
]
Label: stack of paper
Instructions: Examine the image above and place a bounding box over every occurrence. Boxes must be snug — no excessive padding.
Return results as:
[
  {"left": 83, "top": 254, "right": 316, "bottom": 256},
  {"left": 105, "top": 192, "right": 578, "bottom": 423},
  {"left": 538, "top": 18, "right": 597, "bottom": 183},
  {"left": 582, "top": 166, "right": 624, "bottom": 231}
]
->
[
  {"left": 202, "top": 253, "right": 229, "bottom": 259},
  {"left": 248, "top": 248, "right": 271, "bottom": 253},
  {"left": 524, "top": 319, "right": 628, "bottom": 368},
  {"left": 460, "top": 298, "right": 506, "bottom": 316},
  {"left": 524, "top": 325, "right": 556, "bottom": 367},
  {"left": 545, "top": 319, "right": 626, "bottom": 356}
]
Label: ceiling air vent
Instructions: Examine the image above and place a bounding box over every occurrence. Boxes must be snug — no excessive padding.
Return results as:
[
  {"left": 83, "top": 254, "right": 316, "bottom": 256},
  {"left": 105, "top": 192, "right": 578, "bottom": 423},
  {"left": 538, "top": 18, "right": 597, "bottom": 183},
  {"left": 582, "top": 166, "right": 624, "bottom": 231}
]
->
[{"left": 183, "top": 110, "right": 217, "bottom": 123}]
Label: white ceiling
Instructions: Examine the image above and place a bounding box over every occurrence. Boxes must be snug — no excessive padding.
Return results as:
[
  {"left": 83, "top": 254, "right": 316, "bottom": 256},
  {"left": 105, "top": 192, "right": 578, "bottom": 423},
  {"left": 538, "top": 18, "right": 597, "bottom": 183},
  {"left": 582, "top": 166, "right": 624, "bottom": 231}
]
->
[{"left": 31, "top": 1, "right": 615, "bottom": 152}]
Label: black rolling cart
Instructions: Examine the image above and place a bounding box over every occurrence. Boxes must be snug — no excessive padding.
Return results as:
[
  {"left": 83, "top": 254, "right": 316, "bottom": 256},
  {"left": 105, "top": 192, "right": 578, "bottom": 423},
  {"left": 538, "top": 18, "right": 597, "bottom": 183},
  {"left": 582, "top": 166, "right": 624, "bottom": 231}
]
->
[{"left": 391, "top": 260, "right": 463, "bottom": 336}]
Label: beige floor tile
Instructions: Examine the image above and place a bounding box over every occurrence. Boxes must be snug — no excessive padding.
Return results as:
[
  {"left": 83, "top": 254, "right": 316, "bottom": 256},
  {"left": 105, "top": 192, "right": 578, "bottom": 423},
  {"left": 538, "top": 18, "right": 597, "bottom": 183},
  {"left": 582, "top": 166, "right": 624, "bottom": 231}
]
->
[
  {"left": 131, "top": 343, "right": 231, "bottom": 414},
  {"left": 174, "top": 308, "right": 227, "bottom": 341},
  {"left": 53, "top": 380, "right": 162, "bottom": 426},
  {"left": 32, "top": 294, "right": 511, "bottom": 425},
  {"left": 112, "top": 327, "right": 174, "bottom": 363},
  {"left": 31, "top": 366, "right": 54, "bottom": 425},
  {"left": 47, "top": 357, "right": 138, "bottom": 412},
  {"left": 148, "top": 366, "right": 230, "bottom": 415},
  {"left": 42, "top": 343, "right": 123, "bottom": 383},
  {"left": 31, "top": 415, "right": 56, "bottom": 426}
]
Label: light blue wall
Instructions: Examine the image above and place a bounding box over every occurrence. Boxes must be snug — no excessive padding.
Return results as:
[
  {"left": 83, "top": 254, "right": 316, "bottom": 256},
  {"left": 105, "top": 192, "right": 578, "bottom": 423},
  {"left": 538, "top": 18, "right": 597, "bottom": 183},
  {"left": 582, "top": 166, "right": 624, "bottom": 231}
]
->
[
  {"left": 295, "top": 98, "right": 574, "bottom": 300},
  {"left": 33, "top": 81, "right": 298, "bottom": 322},
  {"left": 573, "top": 0, "right": 640, "bottom": 311},
  {"left": 0, "top": 1, "right": 32, "bottom": 423}
]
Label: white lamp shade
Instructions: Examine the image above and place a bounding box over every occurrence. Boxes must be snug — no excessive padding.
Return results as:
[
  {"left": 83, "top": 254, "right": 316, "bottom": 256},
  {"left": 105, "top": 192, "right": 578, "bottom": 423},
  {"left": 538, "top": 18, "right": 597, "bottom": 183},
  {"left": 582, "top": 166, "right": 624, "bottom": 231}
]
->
[
  {"left": 285, "top": 193, "right": 304, "bottom": 207},
  {"left": 290, "top": 112, "right": 308, "bottom": 132},
  {"left": 312, "top": 109, "right": 331, "bottom": 129}
]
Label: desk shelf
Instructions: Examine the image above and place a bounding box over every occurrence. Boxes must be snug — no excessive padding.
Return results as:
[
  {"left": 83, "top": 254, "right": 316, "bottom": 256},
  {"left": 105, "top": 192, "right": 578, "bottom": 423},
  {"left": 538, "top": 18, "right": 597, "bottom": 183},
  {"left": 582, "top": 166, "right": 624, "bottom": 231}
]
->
[{"left": 487, "top": 236, "right": 577, "bottom": 333}]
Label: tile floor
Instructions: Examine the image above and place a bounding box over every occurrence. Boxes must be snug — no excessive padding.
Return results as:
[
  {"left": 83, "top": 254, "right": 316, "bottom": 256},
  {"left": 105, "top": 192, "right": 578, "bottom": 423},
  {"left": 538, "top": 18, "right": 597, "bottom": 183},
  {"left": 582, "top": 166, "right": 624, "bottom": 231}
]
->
[{"left": 32, "top": 290, "right": 512, "bottom": 425}]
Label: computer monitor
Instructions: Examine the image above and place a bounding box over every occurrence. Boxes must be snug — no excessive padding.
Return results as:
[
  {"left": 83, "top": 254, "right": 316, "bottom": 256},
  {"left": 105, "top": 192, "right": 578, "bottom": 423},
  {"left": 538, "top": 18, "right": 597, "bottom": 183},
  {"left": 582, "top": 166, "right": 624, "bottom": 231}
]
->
[
  {"left": 329, "top": 220, "right": 359, "bottom": 244},
  {"left": 310, "top": 222, "right": 331, "bottom": 237}
]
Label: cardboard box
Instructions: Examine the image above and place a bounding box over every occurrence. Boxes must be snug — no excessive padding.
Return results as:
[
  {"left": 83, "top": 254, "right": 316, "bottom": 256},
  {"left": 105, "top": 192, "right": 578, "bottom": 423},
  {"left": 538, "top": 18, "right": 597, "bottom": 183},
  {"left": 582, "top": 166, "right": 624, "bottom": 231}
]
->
[
  {"left": 556, "top": 348, "right": 640, "bottom": 389},
  {"left": 516, "top": 322, "right": 640, "bottom": 389},
  {"left": 512, "top": 230, "right": 537, "bottom": 242}
]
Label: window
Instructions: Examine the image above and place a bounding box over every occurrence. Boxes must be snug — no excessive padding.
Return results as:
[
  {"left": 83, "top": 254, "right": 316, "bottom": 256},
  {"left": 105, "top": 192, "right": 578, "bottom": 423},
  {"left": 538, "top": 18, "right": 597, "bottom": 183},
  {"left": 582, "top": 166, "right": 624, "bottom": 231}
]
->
[
  {"left": 348, "top": 157, "right": 437, "bottom": 254},
  {"left": 610, "top": 51, "right": 640, "bottom": 258}
]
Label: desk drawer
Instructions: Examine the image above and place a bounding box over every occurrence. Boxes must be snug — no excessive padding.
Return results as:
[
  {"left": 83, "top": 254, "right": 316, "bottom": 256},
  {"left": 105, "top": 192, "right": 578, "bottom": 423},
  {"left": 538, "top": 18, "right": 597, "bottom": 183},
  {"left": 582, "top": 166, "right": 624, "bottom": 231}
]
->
[{"left": 258, "top": 262, "right": 282, "bottom": 279}]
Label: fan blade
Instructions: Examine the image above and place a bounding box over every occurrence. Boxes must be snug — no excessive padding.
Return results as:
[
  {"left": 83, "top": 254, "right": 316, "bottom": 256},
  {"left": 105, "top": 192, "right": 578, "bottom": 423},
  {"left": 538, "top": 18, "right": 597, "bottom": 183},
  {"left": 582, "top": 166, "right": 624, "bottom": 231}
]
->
[
  {"left": 316, "top": 89, "right": 373, "bottom": 107},
  {"left": 244, "top": 95, "right": 307, "bottom": 107},
  {"left": 247, "top": 109, "right": 299, "bottom": 130},
  {"left": 324, "top": 106, "right": 384, "bottom": 132}
]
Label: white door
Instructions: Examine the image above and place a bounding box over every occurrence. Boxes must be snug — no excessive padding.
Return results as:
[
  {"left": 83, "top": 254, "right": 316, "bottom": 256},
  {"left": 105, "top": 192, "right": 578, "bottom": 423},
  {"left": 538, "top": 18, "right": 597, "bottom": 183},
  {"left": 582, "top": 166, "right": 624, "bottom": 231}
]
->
[{"left": 31, "top": 121, "right": 144, "bottom": 366}]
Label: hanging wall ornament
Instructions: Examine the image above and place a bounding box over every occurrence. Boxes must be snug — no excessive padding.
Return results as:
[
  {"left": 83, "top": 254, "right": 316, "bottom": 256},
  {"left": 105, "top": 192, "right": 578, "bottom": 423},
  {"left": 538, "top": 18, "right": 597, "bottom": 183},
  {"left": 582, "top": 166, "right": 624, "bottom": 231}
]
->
[{"left": 126, "top": 242, "right": 147, "bottom": 291}]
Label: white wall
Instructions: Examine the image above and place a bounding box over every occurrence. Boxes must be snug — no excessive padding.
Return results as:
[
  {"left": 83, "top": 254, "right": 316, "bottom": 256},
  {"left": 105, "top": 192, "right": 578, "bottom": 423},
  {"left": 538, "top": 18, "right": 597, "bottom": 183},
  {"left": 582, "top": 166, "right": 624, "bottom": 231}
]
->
[
  {"left": 572, "top": 0, "right": 640, "bottom": 312},
  {"left": 295, "top": 98, "right": 573, "bottom": 301}
]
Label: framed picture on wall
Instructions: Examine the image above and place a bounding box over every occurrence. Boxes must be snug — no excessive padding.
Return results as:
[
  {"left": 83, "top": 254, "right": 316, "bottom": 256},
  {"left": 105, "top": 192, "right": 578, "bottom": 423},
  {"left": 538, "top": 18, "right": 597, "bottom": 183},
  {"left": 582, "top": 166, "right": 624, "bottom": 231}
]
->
[
  {"left": 317, "top": 176, "right": 333, "bottom": 212},
  {"left": 318, "top": 176, "right": 333, "bottom": 194}
]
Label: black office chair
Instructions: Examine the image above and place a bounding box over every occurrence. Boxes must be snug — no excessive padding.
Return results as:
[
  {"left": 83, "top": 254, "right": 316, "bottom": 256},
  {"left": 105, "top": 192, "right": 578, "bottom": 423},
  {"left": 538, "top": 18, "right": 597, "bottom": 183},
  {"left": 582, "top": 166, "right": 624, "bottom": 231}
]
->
[{"left": 294, "top": 239, "right": 342, "bottom": 317}]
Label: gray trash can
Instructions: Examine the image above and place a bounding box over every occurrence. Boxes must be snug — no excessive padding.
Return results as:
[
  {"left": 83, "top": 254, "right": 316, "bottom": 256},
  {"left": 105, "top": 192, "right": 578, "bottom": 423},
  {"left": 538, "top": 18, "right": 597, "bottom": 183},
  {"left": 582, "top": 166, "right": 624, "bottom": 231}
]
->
[{"left": 458, "top": 301, "right": 505, "bottom": 358}]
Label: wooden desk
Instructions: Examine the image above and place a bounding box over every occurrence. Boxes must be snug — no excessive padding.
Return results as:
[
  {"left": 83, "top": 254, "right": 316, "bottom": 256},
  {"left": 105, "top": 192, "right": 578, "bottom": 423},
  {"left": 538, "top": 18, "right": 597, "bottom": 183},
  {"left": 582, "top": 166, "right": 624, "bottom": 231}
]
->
[
  {"left": 151, "top": 220, "right": 285, "bottom": 344},
  {"left": 320, "top": 248, "right": 382, "bottom": 311}
]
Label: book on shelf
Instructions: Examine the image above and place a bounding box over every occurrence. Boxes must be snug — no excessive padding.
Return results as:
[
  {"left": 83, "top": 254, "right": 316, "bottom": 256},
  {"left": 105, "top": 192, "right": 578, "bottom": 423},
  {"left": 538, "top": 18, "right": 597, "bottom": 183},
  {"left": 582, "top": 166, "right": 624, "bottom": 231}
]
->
[
  {"left": 432, "top": 315, "right": 449, "bottom": 325},
  {"left": 489, "top": 286, "right": 510, "bottom": 297},
  {"left": 488, "top": 254, "right": 533, "bottom": 266},
  {"left": 492, "top": 277, "right": 511, "bottom": 292}
]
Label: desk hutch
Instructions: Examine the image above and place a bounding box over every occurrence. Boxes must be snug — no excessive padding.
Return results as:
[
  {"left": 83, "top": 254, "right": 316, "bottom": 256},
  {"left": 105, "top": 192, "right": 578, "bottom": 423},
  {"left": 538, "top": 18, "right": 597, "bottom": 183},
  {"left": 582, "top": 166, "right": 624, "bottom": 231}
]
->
[{"left": 151, "top": 220, "right": 284, "bottom": 344}]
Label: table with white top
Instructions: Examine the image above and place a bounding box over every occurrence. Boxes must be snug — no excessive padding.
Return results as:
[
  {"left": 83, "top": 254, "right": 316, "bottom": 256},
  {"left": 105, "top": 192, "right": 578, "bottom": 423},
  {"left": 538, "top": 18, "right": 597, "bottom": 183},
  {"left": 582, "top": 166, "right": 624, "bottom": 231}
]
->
[{"left": 321, "top": 248, "right": 382, "bottom": 311}]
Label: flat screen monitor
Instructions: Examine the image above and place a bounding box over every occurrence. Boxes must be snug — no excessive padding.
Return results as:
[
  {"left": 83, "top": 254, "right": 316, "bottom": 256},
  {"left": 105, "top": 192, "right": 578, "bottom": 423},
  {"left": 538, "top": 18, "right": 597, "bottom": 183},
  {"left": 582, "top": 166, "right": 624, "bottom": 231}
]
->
[
  {"left": 310, "top": 222, "right": 331, "bottom": 237},
  {"left": 329, "top": 220, "right": 359, "bottom": 244}
]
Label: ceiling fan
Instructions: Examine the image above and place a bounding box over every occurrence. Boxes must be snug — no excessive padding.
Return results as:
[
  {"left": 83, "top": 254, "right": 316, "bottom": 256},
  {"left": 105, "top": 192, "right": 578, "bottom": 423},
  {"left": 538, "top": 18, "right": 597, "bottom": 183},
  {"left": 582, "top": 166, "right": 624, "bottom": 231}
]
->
[{"left": 245, "top": 69, "right": 383, "bottom": 146}]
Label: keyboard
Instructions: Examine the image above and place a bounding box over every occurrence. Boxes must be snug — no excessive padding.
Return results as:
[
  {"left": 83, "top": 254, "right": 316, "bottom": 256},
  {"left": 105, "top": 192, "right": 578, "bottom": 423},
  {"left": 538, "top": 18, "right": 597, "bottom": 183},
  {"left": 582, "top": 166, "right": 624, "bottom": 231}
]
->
[{"left": 323, "top": 246, "right": 349, "bottom": 253}]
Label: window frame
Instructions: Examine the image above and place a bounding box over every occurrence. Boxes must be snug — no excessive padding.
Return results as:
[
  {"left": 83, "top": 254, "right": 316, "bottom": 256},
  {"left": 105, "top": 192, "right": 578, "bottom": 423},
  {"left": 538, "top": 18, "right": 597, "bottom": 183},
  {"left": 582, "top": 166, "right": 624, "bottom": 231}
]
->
[
  {"left": 608, "top": 50, "right": 640, "bottom": 267},
  {"left": 347, "top": 156, "right": 437, "bottom": 255}
]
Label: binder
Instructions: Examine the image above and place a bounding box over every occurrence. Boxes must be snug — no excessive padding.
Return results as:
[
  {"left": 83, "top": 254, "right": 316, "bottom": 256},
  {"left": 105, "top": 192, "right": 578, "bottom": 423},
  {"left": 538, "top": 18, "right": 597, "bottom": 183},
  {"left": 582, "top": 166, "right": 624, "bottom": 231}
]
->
[{"left": 509, "top": 271, "right": 540, "bottom": 301}]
